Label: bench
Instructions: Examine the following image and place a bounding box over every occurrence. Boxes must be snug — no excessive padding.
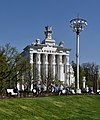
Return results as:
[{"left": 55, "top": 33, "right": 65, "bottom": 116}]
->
[{"left": 7, "top": 89, "right": 17, "bottom": 96}]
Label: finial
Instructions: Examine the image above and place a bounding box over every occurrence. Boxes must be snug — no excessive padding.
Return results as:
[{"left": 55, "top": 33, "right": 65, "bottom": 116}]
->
[{"left": 44, "top": 26, "right": 53, "bottom": 39}]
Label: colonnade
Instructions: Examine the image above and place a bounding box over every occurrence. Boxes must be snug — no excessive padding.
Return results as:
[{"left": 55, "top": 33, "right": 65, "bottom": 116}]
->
[{"left": 30, "top": 52, "right": 70, "bottom": 84}]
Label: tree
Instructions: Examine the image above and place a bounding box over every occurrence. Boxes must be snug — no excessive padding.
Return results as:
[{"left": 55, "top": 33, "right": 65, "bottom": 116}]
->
[
  {"left": 71, "top": 61, "right": 84, "bottom": 89},
  {"left": 97, "top": 77, "right": 100, "bottom": 90},
  {"left": 0, "top": 43, "right": 31, "bottom": 93},
  {"left": 81, "top": 62, "right": 99, "bottom": 93}
]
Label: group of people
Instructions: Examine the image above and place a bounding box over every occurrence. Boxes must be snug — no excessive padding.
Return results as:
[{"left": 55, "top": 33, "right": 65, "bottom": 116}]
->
[
  {"left": 4, "top": 81, "right": 75, "bottom": 98},
  {"left": 32, "top": 83, "right": 75, "bottom": 96}
]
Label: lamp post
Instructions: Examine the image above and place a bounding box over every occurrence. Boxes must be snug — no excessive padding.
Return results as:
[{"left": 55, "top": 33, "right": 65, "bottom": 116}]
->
[{"left": 70, "top": 17, "right": 87, "bottom": 93}]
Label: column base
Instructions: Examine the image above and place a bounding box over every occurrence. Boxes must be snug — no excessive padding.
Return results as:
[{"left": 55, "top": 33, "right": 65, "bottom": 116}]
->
[{"left": 76, "top": 89, "right": 81, "bottom": 94}]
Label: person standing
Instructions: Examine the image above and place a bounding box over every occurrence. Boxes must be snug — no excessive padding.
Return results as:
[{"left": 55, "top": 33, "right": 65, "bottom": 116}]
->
[{"left": 59, "top": 84, "right": 63, "bottom": 95}]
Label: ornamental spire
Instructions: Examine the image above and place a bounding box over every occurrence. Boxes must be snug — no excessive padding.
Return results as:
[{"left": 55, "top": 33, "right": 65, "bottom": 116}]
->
[{"left": 44, "top": 26, "right": 53, "bottom": 39}]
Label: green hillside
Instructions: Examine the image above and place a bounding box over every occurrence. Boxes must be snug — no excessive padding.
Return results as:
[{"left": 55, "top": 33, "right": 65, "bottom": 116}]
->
[{"left": 0, "top": 95, "right": 100, "bottom": 120}]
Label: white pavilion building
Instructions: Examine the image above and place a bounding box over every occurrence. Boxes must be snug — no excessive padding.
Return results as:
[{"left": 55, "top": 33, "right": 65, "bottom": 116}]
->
[{"left": 18, "top": 26, "right": 75, "bottom": 91}]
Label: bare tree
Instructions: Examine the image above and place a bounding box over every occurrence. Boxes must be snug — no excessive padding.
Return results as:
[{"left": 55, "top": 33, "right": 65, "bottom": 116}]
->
[{"left": 81, "top": 62, "right": 99, "bottom": 93}]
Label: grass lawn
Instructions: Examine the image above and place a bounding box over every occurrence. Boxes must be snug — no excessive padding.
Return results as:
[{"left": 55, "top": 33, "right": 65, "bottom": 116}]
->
[{"left": 0, "top": 95, "right": 100, "bottom": 120}]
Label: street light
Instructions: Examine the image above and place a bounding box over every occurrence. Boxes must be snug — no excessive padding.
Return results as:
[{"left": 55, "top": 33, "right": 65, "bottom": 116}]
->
[{"left": 70, "top": 17, "right": 87, "bottom": 93}]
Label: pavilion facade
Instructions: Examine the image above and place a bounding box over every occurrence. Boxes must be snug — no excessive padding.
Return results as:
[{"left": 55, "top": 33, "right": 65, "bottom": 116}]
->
[{"left": 18, "top": 26, "right": 75, "bottom": 91}]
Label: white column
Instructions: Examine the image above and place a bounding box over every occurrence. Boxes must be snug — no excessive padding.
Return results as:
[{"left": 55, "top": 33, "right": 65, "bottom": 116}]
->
[
  {"left": 44, "top": 54, "right": 48, "bottom": 77},
  {"left": 52, "top": 54, "right": 56, "bottom": 79},
  {"left": 66, "top": 69, "right": 69, "bottom": 86},
  {"left": 63, "top": 56, "right": 67, "bottom": 84},
  {"left": 36, "top": 53, "right": 41, "bottom": 80},
  {"left": 59, "top": 55, "right": 63, "bottom": 81},
  {"left": 69, "top": 65, "right": 71, "bottom": 87},
  {"left": 30, "top": 52, "right": 33, "bottom": 80},
  {"left": 30, "top": 52, "right": 34, "bottom": 91},
  {"left": 66, "top": 52, "right": 70, "bottom": 85}
]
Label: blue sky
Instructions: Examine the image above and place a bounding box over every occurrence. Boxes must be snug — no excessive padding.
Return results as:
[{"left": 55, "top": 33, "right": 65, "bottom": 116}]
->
[{"left": 0, "top": 0, "right": 100, "bottom": 65}]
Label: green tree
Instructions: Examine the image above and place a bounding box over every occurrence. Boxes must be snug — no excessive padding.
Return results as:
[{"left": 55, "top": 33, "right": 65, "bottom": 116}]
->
[{"left": 0, "top": 43, "right": 31, "bottom": 94}]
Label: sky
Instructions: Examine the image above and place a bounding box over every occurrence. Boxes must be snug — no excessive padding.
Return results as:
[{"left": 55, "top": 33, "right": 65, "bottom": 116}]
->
[{"left": 0, "top": 0, "right": 100, "bottom": 65}]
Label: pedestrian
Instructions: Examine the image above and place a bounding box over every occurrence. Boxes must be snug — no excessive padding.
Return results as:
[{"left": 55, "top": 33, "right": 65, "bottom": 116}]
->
[{"left": 59, "top": 84, "right": 63, "bottom": 95}]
